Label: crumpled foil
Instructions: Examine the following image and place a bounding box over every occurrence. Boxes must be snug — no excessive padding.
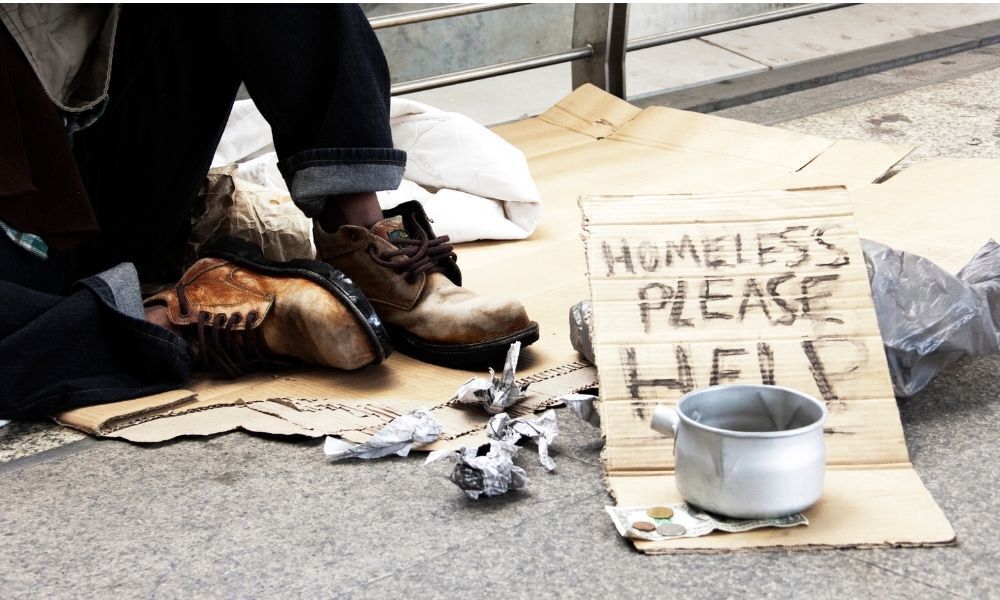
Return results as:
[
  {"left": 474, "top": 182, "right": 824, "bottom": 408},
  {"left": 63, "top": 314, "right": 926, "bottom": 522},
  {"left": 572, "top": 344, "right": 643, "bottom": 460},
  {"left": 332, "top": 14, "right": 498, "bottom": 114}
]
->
[
  {"left": 452, "top": 342, "right": 529, "bottom": 414},
  {"left": 428, "top": 441, "right": 529, "bottom": 500},
  {"left": 569, "top": 299, "right": 595, "bottom": 364},
  {"left": 486, "top": 409, "right": 559, "bottom": 471},
  {"left": 555, "top": 393, "right": 600, "bottom": 428},
  {"left": 324, "top": 408, "right": 443, "bottom": 460}
]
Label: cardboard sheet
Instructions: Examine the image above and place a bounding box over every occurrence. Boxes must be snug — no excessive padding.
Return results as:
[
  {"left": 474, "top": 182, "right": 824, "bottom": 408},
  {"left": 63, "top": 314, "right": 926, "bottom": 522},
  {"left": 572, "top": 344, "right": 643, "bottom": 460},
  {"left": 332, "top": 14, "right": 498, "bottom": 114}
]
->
[
  {"left": 852, "top": 158, "right": 1000, "bottom": 273},
  {"left": 56, "top": 362, "right": 596, "bottom": 444},
  {"left": 581, "top": 188, "right": 954, "bottom": 552},
  {"left": 57, "top": 85, "right": 911, "bottom": 447}
]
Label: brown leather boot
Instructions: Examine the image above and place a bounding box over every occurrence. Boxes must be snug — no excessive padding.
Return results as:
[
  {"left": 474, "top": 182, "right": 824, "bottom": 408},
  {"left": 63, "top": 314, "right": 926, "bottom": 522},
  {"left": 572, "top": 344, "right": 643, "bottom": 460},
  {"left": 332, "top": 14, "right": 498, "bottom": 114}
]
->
[
  {"left": 314, "top": 201, "right": 539, "bottom": 370},
  {"left": 145, "top": 237, "right": 391, "bottom": 376}
]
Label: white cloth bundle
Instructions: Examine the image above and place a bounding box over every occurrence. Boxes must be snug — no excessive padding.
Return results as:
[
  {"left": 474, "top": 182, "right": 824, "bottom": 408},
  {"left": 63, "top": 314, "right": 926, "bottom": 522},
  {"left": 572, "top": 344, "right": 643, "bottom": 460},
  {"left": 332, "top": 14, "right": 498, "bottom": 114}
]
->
[{"left": 211, "top": 98, "right": 542, "bottom": 244}]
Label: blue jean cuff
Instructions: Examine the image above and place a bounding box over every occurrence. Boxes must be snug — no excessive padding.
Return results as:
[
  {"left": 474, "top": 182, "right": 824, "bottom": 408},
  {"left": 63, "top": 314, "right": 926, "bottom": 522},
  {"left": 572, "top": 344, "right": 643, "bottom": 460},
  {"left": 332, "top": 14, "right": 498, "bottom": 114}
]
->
[
  {"left": 279, "top": 147, "right": 407, "bottom": 217},
  {"left": 76, "top": 262, "right": 190, "bottom": 356},
  {"left": 78, "top": 262, "right": 145, "bottom": 320}
]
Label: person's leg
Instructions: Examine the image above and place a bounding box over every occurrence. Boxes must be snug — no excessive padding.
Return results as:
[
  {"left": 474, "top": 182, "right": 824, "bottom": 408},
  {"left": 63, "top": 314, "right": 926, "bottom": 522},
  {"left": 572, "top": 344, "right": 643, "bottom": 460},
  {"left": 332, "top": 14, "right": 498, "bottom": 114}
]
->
[
  {"left": 72, "top": 5, "right": 243, "bottom": 282},
  {"left": 214, "top": 4, "right": 538, "bottom": 369},
  {"left": 320, "top": 192, "right": 384, "bottom": 230},
  {"left": 215, "top": 4, "right": 404, "bottom": 227},
  {"left": 0, "top": 236, "right": 193, "bottom": 419}
]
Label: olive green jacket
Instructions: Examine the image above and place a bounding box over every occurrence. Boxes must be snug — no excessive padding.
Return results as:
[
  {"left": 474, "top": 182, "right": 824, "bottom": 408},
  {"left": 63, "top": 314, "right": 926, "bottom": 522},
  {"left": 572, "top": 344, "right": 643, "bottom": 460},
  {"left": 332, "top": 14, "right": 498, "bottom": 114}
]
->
[{"left": 0, "top": 3, "right": 118, "bottom": 113}]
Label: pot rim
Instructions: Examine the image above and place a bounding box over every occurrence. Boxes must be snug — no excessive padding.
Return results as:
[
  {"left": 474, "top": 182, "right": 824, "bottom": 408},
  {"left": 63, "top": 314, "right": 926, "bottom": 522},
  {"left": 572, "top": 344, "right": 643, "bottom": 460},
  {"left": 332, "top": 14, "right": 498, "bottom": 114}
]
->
[{"left": 676, "top": 384, "right": 829, "bottom": 439}]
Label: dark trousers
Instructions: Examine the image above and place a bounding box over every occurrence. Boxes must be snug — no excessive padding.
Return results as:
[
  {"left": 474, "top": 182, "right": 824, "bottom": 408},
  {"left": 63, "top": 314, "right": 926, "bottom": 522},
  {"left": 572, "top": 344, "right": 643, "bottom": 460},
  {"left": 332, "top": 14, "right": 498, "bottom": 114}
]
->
[
  {"left": 0, "top": 236, "right": 192, "bottom": 419},
  {"left": 0, "top": 5, "right": 403, "bottom": 418},
  {"left": 74, "top": 4, "right": 404, "bottom": 281}
]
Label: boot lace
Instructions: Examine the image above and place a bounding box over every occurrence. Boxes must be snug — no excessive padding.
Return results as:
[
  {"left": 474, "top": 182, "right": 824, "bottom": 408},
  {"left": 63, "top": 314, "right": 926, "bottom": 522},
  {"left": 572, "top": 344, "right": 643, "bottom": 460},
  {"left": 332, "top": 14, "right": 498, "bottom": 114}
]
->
[
  {"left": 176, "top": 281, "right": 270, "bottom": 377},
  {"left": 367, "top": 222, "right": 456, "bottom": 284}
]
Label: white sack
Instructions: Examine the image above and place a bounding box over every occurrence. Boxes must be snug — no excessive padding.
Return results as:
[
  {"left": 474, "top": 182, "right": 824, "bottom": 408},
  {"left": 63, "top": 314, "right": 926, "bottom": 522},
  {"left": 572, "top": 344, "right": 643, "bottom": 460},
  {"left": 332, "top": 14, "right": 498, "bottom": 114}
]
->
[{"left": 209, "top": 98, "right": 542, "bottom": 245}]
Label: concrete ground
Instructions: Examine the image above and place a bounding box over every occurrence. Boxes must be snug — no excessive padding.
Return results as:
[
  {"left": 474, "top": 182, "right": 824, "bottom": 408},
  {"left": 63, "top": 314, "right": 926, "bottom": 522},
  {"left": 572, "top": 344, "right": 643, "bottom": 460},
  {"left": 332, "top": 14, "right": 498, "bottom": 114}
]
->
[{"left": 4, "top": 33, "right": 1000, "bottom": 600}]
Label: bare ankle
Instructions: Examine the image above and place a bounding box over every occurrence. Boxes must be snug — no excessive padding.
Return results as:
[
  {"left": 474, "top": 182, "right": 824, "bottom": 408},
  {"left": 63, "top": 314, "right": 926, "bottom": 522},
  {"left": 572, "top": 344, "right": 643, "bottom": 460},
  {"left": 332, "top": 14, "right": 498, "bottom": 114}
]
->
[{"left": 318, "top": 192, "right": 383, "bottom": 231}]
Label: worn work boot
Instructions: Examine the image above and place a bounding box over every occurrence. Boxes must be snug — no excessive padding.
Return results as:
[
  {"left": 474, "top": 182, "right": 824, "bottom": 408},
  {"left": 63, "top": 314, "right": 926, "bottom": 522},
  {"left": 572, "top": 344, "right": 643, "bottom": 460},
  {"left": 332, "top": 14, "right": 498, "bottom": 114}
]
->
[
  {"left": 314, "top": 201, "right": 539, "bottom": 370},
  {"left": 145, "top": 237, "right": 392, "bottom": 376}
]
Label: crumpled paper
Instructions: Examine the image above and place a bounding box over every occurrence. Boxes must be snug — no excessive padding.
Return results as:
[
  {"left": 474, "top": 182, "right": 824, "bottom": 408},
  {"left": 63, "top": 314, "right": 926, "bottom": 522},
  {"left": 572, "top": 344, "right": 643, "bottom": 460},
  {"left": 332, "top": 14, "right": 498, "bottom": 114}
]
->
[
  {"left": 555, "top": 393, "right": 600, "bottom": 428},
  {"left": 324, "top": 408, "right": 443, "bottom": 461},
  {"left": 188, "top": 164, "right": 315, "bottom": 266},
  {"left": 427, "top": 441, "right": 529, "bottom": 499},
  {"left": 486, "top": 409, "right": 559, "bottom": 471},
  {"left": 452, "top": 342, "right": 529, "bottom": 414}
]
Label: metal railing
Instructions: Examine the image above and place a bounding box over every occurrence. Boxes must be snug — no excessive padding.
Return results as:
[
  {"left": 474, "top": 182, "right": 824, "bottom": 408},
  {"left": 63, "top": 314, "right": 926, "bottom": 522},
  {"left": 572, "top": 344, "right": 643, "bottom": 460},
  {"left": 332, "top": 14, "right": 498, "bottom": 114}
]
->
[
  {"left": 369, "top": 3, "right": 526, "bottom": 29},
  {"left": 627, "top": 3, "right": 849, "bottom": 52},
  {"left": 381, "top": 3, "right": 849, "bottom": 98}
]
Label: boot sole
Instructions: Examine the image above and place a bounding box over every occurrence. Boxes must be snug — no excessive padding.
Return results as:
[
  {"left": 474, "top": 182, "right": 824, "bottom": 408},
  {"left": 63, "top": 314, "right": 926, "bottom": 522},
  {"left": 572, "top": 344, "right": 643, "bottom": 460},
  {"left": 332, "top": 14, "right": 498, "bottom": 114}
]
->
[
  {"left": 386, "top": 321, "right": 540, "bottom": 371},
  {"left": 200, "top": 236, "right": 393, "bottom": 364}
]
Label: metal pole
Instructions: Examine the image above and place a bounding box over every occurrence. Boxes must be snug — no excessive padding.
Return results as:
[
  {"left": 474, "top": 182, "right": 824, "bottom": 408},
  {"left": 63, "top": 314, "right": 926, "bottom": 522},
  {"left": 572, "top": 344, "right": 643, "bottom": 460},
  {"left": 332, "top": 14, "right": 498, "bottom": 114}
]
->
[
  {"left": 369, "top": 3, "right": 526, "bottom": 30},
  {"left": 571, "top": 3, "right": 630, "bottom": 98},
  {"left": 607, "top": 4, "right": 629, "bottom": 98}
]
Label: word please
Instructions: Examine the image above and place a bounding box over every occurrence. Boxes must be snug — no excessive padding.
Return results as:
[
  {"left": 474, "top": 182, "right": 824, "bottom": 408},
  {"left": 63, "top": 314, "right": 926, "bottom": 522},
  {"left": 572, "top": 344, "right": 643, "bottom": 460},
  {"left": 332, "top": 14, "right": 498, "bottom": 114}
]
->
[{"left": 636, "top": 272, "right": 842, "bottom": 332}]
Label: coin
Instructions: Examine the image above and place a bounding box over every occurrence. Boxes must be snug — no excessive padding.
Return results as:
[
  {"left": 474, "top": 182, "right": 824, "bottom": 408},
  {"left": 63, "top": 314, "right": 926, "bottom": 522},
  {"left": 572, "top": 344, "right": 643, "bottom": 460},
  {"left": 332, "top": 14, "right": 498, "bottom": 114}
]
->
[
  {"left": 647, "top": 506, "right": 674, "bottom": 520},
  {"left": 632, "top": 520, "right": 656, "bottom": 532},
  {"left": 656, "top": 523, "right": 687, "bottom": 537}
]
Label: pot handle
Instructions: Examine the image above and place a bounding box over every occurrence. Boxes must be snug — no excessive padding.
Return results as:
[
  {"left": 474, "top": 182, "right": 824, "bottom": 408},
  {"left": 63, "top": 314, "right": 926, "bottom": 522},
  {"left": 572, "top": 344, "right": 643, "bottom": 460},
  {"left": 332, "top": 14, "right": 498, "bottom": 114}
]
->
[{"left": 650, "top": 406, "right": 679, "bottom": 438}]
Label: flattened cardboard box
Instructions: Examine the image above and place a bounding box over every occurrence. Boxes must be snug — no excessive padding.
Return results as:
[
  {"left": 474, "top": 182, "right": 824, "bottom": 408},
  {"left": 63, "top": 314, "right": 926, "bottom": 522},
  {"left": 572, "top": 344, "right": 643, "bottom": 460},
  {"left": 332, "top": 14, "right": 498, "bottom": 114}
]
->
[
  {"left": 851, "top": 157, "right": 1000, "bottom": 274},
  {"left": 58, "top": 85, "right": 913, "bottom": 448},
  {"left": 581, "top": 188, "right": 954, "bottom": 552}
]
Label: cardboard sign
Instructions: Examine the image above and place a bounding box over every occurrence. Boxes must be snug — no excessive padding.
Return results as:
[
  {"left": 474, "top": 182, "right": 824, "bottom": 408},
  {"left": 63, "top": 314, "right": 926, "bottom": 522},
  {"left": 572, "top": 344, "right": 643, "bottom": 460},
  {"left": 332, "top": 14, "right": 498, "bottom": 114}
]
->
[{"left": 581, "top": 188, "right": 954, "bottom": 552}]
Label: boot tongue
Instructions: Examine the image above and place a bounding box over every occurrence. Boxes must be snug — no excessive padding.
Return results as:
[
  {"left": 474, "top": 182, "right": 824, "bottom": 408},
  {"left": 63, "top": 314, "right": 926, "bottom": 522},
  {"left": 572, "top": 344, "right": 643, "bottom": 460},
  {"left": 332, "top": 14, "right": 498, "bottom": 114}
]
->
[{"left": 370, "top": 216, "right": 411, "bottom": 247}]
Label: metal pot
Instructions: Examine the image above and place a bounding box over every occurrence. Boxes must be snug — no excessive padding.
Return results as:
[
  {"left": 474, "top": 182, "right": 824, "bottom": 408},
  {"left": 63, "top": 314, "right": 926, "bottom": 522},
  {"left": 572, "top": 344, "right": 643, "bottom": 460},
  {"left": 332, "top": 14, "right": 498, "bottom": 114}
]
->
[{"left": 650, "top": 384, "right": 828, "bottom": 519}]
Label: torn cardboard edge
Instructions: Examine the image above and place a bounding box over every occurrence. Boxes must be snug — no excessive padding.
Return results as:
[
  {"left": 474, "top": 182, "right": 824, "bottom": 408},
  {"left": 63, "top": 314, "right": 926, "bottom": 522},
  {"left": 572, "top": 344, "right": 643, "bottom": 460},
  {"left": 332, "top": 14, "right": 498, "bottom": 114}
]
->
[
  {"left": 56, "top": 360, "right": 597, "bottom": 446},
  {"left": 581, "top": 188, "right": 954, "bottom": 552},
  {"left": 53, "top": 390, "right": 198, "bottom": 436}
]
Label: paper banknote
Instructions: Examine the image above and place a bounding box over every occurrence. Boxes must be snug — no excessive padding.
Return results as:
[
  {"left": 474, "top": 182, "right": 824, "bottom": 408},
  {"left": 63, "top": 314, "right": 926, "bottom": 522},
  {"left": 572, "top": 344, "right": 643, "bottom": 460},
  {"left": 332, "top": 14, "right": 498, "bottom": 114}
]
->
[{"left": 606, "top": 503, "right": 808, "bottom": 541}]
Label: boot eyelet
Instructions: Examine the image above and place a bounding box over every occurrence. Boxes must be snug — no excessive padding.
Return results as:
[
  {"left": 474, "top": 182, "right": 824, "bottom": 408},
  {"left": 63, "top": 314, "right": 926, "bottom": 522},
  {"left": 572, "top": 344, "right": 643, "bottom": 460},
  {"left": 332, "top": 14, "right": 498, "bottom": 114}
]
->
[{"left": 348, "top": 231, "right": 360, "bottom": 241}]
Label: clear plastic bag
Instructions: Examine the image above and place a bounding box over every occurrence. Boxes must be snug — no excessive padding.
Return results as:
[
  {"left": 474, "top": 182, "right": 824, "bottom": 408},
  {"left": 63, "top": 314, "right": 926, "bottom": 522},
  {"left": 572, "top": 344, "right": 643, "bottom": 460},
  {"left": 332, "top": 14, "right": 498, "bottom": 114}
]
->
[{"left": 863, "top": 239, "right": 1000, "bottom": 397}]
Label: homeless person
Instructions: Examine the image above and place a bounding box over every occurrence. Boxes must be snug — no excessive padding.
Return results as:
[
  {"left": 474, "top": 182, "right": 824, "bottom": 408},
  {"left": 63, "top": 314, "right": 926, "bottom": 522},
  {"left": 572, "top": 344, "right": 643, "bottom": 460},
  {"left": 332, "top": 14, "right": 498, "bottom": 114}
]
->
[{"left": 0, "top": 4, "right": 538, "bottom": 419}]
